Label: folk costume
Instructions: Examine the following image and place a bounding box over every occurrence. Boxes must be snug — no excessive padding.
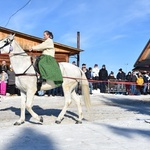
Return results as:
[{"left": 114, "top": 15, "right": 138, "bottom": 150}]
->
[{"left": 32, "top": 37, "right": 63, "bottom": 87}]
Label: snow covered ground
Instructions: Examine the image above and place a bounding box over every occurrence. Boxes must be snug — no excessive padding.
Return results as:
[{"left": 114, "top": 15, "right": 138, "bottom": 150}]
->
[{"left": 0, "top": 90, "right": 150, "bottom": 150}]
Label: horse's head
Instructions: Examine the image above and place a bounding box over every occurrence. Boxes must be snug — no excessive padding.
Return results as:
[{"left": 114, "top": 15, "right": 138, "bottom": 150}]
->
[{"left": 0, "top": 34, "right": 15, "bottom": 54}]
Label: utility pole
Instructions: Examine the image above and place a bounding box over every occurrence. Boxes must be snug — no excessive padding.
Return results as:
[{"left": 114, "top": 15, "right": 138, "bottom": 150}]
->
[{"left": 77, "top": 31, "right": 80, "bottom": 67}]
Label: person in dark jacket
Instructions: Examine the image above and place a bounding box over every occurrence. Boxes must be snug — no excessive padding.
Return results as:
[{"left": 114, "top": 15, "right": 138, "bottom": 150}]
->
[
  {"left": 125, "top": 71, "right": 132, "bottom": 95},
  {"left": 99, "top": 65, "right": 108, "bottom": 93},
  {"left": 108, "top": 71, "right": 115, "bottom": 79},
  {"left": 108, "top": 71, "right": 116, "bottom": 93},
  {"left": 116, "top": 68, "right": 126, "bottom": 94},
  {"left": 85, "top": 67, "right": 93, "bottom": 94},
  {"left": 7, "top": 65, "right": 16, "bottom": 95},
  {"left": 143, "top": 71, "right": 149, "bottom": 94}
]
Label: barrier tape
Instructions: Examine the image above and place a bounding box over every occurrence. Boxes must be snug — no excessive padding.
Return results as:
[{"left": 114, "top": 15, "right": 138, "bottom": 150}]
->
[{"left": 63, "top": 76, "right": 145, "bottom": 86}]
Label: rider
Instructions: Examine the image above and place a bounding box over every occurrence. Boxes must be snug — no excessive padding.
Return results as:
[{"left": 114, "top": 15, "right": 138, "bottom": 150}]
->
[{"left": 30, "top": 30, "right": 63, "bottom": 87}]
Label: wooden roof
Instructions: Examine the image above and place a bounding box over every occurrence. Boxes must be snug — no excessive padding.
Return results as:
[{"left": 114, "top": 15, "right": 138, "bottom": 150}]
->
[
  {"left": 0, "top": 26, "right": 83, "bottom": 64},
  {"left": 0, "top": 26, "right": 82, "bottom": 54},
  {"left": 133, "top": 40, "right": 150, "bottom": 71}
]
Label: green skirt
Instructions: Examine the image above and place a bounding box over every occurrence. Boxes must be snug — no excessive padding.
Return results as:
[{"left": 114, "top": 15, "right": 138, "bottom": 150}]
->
[{"left": 39, "top": 55, "right": 63, "bottom": 87}]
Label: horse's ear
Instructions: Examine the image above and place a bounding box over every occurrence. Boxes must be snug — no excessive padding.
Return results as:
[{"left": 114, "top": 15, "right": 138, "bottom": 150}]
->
[
  {"left": 12, "top": 33, "right": 15, "bottom": 38},
  {"left": 8, "top": 33, "right": 15, "bottom": 41}
]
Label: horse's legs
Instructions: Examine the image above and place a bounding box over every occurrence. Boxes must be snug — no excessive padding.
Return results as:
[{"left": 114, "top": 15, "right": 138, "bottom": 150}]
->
[
  {"left": 55, "top": 85, "right": 72, "bottom": 124},
  {"left": 14, "top": 92, "right": 26, "bottom": 125},
  {"left": 71, "top": 90, "right": 83, "bottom": 123},
  {"left": 26, "top": 90, "right": 43, "bottom": 123}
]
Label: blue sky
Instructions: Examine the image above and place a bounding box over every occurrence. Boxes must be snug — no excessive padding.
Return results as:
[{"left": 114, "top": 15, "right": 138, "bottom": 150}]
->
[{"left": 0, "top": 0, "right": 150, "bottom": 76}]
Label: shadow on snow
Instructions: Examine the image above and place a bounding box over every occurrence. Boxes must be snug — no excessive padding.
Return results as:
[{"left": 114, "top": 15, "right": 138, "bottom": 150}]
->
[
  {"left": 102, "top": 123, "right": 150, "bottom": 138},
  {"left": 3, "top": 127, "right": 59, "bottom": 150},
  {"left": 101, "top": 95, "right": 150, "bottom": 116},
  {"left": 0, "top": 105, "right": 79, "bottom": 123}
]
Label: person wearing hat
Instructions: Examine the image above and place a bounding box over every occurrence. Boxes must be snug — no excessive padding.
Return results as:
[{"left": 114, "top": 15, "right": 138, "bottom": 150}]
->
[
  {"left": 99, "top": 64, "right": 108, "bottom": 93},
  {"left": 108, "top": 71, "right": 115, "bottom": 79}
]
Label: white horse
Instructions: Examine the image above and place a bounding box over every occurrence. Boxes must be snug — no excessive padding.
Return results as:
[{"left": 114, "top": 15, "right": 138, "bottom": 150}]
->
[{"left": 0, "top": 34, "right": 91, "bottom": 125}]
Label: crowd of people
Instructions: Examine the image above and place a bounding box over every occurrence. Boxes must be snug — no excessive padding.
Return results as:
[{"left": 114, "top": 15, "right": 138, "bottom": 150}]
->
[
  {"left": 1, "top": 59, "right": 150, "bottom": 97},
  {"left": 0, "top": 60, "right": 16, "bottom": 96},
  {"left": 79, "top": 62, "right": 150, "bottom": 95}
]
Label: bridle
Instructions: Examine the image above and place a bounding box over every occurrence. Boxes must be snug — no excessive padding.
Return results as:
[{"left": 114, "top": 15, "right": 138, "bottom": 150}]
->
[
  {"left": 0, "top": 38, "right": 13, "bottom": 54},
  {"left": 0, "top": 37, "right": 36, "bottom": 76}
]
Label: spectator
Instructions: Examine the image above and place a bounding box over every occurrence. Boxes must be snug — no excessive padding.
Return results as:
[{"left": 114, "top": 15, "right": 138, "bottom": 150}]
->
[
  {"left": 130, "top": 71, "right": 137, "bottom": 95},
  {"left": 92, "top": 64, "right": 99, "bottom": 90},
  {"left": 85, "top": 67, "right": 93, "bottom": 94},
  {"left": 80, "top": 64, "right": 88, "bottom": 95},
  {"left": 0, "top": 71, "right": 8, "bottom": 95},
  {"left": 46, "top": 89, "right": 56, "bottom": 96},
  {"left": 0, "top": 60, "right": 9, "bottom": 73},
  {"left": 126, "top": 71, "right": 132, "bottom": 95},
  {"left": 135, "top": 72, "right": 144, "bottom": 95},
  {"left": 143, "top": 71, "right": 149, "bottom": 95},
  {"left": 108, "top": 71, "right": 116, "bottom": 94},
  {"left": 108, "top": 71, "right": 115, "bottom": 79},
  {"left": 7, "top": 65, "right": 16, "bottom": 95},
  {"left": 72, "top": 61, "right": 77, "bottom": 66},
  {"left": 99, "top": 65, "right": 108, "bottom": 93},
  {"left": 81, "top": 63, "right": 88, "bottom": 73},
  {"left": 116, "top": 68, "right": 126, "bottom": 94}
]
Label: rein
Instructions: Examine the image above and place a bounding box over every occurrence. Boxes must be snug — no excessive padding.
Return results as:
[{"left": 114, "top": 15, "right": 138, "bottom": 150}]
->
[
  {"left": 10, "top": 52, "right": 27, "bottom": 56},
  {"left": 15, "top": 64, "right": 36, "bottom": 76}
]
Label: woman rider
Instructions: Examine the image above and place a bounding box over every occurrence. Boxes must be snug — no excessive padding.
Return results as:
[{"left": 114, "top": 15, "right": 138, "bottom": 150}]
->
[{"left": 30, "top": 30, "right": 63, "bottom": 87}]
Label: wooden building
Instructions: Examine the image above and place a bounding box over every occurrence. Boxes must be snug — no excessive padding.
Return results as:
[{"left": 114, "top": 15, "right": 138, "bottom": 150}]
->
[
  {"left": 0, "top": 26, "right": 82, "bottom": 66},
  {"left": 134, "top": 39, "right": 150, "bottom": 71}
]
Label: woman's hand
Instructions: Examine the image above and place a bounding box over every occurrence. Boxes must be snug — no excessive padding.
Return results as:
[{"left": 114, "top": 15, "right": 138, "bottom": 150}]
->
[
  {"left": 9, "top": 53, "right": 14, "bottom": 57},
  {"left": 29, "top": 47, "right": 33, "bottom": 51}
]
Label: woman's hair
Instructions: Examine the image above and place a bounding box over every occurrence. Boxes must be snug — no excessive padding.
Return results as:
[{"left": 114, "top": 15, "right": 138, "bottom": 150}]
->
[{"left": 44, "top": 30, "right": 54, "bottom": 39}]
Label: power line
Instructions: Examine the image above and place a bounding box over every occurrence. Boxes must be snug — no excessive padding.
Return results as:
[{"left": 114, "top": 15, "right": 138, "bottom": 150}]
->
[{"left": 5, "top": 0, "right": 32, "bottom": 27}]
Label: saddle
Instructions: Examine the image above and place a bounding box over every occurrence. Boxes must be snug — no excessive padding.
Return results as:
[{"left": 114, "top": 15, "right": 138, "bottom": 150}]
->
[{"left": 32, "top": 55, "right": 63, "bottom": 90}]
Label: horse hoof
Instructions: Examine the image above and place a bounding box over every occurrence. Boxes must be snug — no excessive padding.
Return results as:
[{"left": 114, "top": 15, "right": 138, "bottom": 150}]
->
[
  {"left": 55, "top": 120, "right": 61, "bottom": 124},
  {"left": 40, "top": 116, "right": 43, "bottom": 123},
  {"left": 14, "top": 121, "right": 24, "bottom": 126},
  {"left": 75, "top": 121, "right": 82, "bottom": 124}
]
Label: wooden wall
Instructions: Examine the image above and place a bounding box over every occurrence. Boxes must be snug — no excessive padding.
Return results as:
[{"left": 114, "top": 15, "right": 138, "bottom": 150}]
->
[{"left": 0, "top": 33, "right": 70, "bottom": 66}]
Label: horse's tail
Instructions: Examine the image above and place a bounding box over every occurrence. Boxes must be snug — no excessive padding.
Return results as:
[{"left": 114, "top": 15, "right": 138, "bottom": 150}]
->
[{"left": 80, "top": 70, "right": 91, "bottom": 110}]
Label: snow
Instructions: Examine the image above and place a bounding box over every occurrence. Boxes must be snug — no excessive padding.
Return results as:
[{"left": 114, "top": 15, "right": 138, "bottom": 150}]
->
[{"left": 0, "top": 91, "right": 150, "bottom": 150}]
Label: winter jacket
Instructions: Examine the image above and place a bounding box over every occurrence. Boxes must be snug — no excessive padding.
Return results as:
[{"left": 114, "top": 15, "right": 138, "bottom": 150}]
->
[
  {"left": 136, "top": 77, "right": 144, "bottom": 86},
  {"left": 99, "top": 69, "right": 108, "bottom": 80},
  {"left": 116, "top": 71, "right": 126, "bottom": 80}
]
